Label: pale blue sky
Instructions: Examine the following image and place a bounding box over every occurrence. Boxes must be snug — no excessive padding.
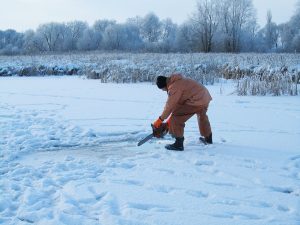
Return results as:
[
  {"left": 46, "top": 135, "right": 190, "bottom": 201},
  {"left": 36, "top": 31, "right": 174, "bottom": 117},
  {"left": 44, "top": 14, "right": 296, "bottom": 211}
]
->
[{"left": 0, "top": 0, "right": 298, "bottom": 31}]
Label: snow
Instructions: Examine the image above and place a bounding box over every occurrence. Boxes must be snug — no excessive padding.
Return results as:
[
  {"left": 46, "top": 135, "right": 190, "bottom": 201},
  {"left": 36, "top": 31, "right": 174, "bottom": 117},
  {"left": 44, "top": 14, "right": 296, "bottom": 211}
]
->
[{"left": 0, "top": 76, "right": 300, "bottom": 225}]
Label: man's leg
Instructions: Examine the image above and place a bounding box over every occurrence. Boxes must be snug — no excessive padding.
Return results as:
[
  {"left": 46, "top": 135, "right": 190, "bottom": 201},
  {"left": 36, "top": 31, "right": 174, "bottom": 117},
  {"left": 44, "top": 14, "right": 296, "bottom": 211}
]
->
[
  {"left": 168, "top": 105, "right": 195, "bottom": 138},
  {"left": 197, "top": 105, "right": 212, "bottom": 144},
  {"left": 166, "top": 105, "right": 196, "bottom": 151}
]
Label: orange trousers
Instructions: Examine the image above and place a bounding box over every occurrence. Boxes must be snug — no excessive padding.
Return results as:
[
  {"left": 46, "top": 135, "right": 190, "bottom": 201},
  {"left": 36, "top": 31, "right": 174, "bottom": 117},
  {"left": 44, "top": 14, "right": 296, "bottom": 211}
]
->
[{"left": 168, "top": 104, "right": 212, "bottom": 138}]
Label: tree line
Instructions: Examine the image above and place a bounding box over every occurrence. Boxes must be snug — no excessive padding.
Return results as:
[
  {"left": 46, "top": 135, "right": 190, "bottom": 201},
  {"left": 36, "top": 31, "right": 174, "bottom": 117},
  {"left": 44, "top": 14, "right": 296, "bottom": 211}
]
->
[{"left": 0, "top": 0, "right": 299, "bottom": 55}]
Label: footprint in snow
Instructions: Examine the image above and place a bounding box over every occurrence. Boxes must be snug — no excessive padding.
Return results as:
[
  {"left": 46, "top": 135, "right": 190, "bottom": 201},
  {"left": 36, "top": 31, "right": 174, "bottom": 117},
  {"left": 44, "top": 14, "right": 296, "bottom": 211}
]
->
[
  {"left": 290, "top": 155, "right": 300, "bottom": 161},
  {"left": 277, "top": 204, "right": 292, "bottom": 212},
  {"left": 65, "top": 155, "right": 75, "bottom": 161},
  {"left": 194, "top": 160, "right": 215, "bottom": 166},
  {"left": 106, "top": 161, "right": 136, "bottom": 169},
  {"left": 206, "top": 181, "right": 236, "bottom": 187},
  {"left": 247, "top": 200, "right": 272, "bottom": 208},
  {"left": 53, "top": 163, "right": 69, "bottom": 172},
  {"left": 220, "top": 138, "right": 226, "bottom": 143},
  {"left": 150, "top": 153, "right": 161, "bottom": 159},
  {"left": 211, "top": 212, "right": 262, "bottom": 220},
  {"left": 149, "top": 185, "right": 175, "bottom": 194},
  {"left": 186, "top": 190, "right": 209, "bottom": 198},
  {"left": 110, "top": 179, "right": 144, "bottom": 187},
  {"left": 154, "top": 168, "right": 175, "bottom": 175},
  {"left": 240, "top": 158, "right": 267, "bottom": 170},
  {"left": 88, "top": 186, "right": 106, "bottom": 201},
  {"left": 293, "top": 160, "right": 300, "bottom": 169},
  {"left": 213, "top": 198, "right": 272, "bottom": 209},
  {"left": 231, "top": 212, "right": 263, "bottom": 220},
  {"left": 125, "top": 202, "right": 173, "bottom": 212},
  {"left": 212, "top": 199, "right": 240, "bottom": 206},
  {"left": 99, "top": 192, "right": 121, "bottom": 216},
  {"left": 287, "top": 156, "right": 300, "bottom": 170},
  {"left": 269, "top": 186, "right": 295, "bottom": 194}
]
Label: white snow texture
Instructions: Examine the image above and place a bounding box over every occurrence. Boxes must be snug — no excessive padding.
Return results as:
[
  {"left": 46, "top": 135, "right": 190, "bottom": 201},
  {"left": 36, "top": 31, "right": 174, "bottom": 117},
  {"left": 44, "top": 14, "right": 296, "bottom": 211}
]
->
[{"left": 0, "top": 76, "right": 300, "bottom": 225}]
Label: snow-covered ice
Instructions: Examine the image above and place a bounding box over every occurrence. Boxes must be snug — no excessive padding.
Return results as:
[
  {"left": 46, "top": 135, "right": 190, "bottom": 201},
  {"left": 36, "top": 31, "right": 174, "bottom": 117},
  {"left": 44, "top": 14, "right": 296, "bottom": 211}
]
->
[{"left": 0, "top": 76, "right": 300, "bottom": 225}]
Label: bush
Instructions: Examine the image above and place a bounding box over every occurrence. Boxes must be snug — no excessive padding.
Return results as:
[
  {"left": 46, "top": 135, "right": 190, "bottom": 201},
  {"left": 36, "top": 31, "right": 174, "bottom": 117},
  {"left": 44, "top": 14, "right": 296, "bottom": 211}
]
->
[{"left": 237, "top": 72, "right": 299, "bottom": 96}]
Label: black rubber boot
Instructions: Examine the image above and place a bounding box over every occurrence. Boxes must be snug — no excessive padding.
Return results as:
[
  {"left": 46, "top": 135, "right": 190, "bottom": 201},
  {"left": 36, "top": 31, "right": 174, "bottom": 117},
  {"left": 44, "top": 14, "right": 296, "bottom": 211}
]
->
[
  {"left": 165, "top": 137, "right": 184, "bottom": 151},
  {"left": 199, "top": 133, "right": 213, "bottom": 145}
]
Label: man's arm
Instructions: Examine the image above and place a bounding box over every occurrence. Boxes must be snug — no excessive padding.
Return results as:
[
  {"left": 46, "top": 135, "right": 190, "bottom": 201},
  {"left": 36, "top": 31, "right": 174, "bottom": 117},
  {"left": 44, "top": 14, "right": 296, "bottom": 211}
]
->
[{"left": 160, "top": 89, "right": 182, "bottom": 120}]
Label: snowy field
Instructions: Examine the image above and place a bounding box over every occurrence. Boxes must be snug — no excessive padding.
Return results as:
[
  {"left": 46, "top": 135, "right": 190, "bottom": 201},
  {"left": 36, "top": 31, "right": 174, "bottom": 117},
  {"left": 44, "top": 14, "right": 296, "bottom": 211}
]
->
[{"left": 0, "top": 76, "right": 300, "bottom": 225}]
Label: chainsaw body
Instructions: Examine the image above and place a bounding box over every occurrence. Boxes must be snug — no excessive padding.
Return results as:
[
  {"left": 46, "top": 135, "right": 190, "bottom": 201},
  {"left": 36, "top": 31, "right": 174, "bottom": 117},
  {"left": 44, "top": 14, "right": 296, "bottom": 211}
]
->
[
  {"left": 137, "top": 122, "right": 169, "bottom": 146},
  {"left": 151, "top": 123, "right": 169, "bottom": 138}
]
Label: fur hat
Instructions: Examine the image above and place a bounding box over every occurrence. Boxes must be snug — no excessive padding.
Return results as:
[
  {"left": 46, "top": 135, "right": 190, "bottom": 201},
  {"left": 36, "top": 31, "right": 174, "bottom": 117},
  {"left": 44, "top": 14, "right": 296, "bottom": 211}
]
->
[{"left": 156, "top": 76, "right": 167, "bottom": 89}]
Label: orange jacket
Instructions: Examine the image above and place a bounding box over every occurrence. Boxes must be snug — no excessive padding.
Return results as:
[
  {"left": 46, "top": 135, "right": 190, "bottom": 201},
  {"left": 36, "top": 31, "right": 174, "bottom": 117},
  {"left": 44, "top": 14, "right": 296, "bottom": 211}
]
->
[{"left": 160, "top": 74, "right": 212, "bottom": 120}]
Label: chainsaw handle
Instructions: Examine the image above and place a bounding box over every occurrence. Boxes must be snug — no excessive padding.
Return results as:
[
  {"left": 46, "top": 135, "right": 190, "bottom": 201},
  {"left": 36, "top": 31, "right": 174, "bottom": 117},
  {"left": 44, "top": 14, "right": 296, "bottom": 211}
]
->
[{"left": 151, "top": 123, "right": 168, "bottom": 138}]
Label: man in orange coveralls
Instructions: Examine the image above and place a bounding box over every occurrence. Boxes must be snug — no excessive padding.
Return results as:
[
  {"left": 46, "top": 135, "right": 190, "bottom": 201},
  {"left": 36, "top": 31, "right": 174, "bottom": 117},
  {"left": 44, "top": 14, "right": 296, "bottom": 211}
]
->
[{"left": 153, "top": 74, "right": 213, "bottom": 151}]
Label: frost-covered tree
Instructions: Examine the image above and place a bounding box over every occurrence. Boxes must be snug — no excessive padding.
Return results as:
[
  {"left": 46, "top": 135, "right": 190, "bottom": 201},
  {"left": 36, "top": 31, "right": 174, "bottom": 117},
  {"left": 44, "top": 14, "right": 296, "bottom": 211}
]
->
[
  {"left": 102, "top": 24, "right": 124, "bottom": 50},
  {"left": 123, "top": 23, "right": 144, "bottom": 51},
  {"left": 159, "top": 18, "right": 177, "bottom": 52},
  {"left": 0, "top": 29, "right": 24, "bottom": 54},
  {"left": 36, "top": 23, "right": 66, "bottom": 51},
  {"left": 140, "top": 13, "right": 161, "bottom": 48},
  {"left": 278, "top": 23, "right": 294, "bottom": 52},
  {"left": 94, "top": 20, "right": 116, "bottom": 33},
  {"left": 292, "top": 32, "right": 300, "bottom": 52},
  {"left": 93, "top": 20, "right": 116, "bottom": 49},
  {"left": 101, "top": 23, "right": 142, "bottom": 51},
  {"left": 289, "top": 1, "right": 300, "bottom": 52},
  {"left": 263, "top": 11, "right": 279, "bottom": 51},
  {"left": 191, "top": 0, "right": 220, "bottom": 52},
  {"left": 22, "top": 21, "right": 89, "bottom": 52},
  {"left": 219, "top": 0, "right": 256, "bottom": 52},
  {"left": 23, "top": 29, "right": 39, "bottom": 53},
  {"left": 125, "top": 16, "right": 145, "bottom": 50},
  {"left": 175, "top": 22, "right": 195, "bottom": 52},
  {"left": 77, "top": 28, "right": 98, "bottom": 51},
  {"left": 240, "top": 18, "right": 259, "bottom": 52},
  {"left": 66, "top": 21, "right": 88, "bottom": 50},
  {"left": 277, "top": 1, "right": 300, "bottom": 52}
]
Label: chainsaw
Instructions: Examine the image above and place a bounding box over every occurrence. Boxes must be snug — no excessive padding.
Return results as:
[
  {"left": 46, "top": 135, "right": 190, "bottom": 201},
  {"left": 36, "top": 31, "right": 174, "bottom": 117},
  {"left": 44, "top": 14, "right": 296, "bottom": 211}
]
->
[{"left": 137, "top": 123, "right": 169, "bottom": 146}]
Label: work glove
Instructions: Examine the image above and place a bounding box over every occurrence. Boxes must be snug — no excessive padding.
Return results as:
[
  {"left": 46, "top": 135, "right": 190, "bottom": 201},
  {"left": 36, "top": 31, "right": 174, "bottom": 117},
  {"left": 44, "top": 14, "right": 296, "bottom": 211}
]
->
[{"left": 153, "top": 117, "right": 163, "bottom": 128}]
